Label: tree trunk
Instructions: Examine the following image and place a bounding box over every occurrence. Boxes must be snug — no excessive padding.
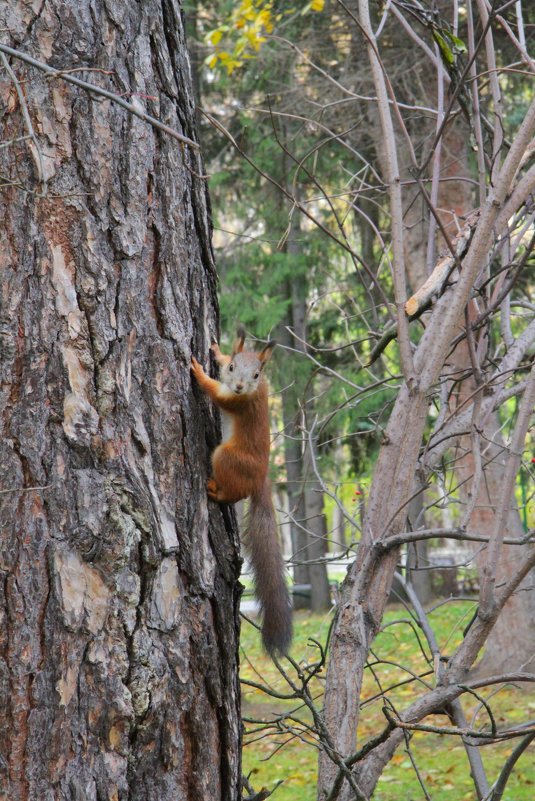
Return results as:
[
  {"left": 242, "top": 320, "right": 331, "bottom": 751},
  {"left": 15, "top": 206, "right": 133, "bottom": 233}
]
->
[
  {"left": 278, "top": 295, "right": 332, "bottom": 613},
  {"left": 277, "top": 309, "right": 309, "bottom": 609},
  {"left": 435, "top": 126, "right": 535, "bottom": 674},
  {"left": 278, "top": 201, "right": 330, "bottom": 611},
  {"left": 303, "top": 421, "right": 333, "bottom": 613},
  {"left": 406, "top": 492, "right": 433, "bottom": 605},
  {"left": 318, "top": 1, "right": 535, "bottom": 793},
  {"left": 0, "top": 3, "right": 241, "bottom": 799},
  {"left": 453, "top": 351, "right": 535, "bottom": 675}
]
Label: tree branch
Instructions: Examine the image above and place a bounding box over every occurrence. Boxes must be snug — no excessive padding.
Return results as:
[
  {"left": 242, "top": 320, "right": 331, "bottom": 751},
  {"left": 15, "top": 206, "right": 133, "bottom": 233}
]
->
[{"left": 0, "top": 43, "right": 201, "bottom": 150}]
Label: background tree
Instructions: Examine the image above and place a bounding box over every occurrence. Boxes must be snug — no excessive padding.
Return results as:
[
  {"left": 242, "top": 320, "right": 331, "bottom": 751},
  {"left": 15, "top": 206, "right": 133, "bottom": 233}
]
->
[
  {"left": 188, "top": 7, "right": 335, "bottom": 612},
  {"left": 0, "top": 2, "right": 242, "bottom": 798},
  {"left": 193, "top": 1, "right": 535, "bottom": 799}
]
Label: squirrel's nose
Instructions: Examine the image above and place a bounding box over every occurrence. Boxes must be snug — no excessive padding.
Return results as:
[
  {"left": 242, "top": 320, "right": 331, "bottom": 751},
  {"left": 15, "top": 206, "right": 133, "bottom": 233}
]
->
[{"left": 236, "top": 383, "right": 244, "bottom": 392}]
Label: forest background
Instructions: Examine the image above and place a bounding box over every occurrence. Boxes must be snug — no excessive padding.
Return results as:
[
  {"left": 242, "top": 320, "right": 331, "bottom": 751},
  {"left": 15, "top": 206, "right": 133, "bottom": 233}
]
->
[
  {"left": 187, "top": 1, "right": 535, "bottom": 799},
  {"left": 0, "top": 0, "right": 534, "bottom": 800}
]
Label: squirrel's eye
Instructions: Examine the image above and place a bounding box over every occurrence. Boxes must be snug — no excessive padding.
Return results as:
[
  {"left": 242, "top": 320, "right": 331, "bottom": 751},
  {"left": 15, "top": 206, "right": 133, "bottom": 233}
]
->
[
  {"left": 254, "top": 372, "right": 260, "bottom": 379},
  {"left": 229, "top": 363, "right": 234, "bottom": 372}
]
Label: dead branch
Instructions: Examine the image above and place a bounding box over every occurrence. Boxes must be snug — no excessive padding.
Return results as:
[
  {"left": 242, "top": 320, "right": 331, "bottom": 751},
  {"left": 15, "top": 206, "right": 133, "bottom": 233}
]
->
[
  {"left": 0, "top": 42, "right": 200, "bottom": 150},
  {"left": 405, "top": 211, "right": 480, "bottom": 317}
]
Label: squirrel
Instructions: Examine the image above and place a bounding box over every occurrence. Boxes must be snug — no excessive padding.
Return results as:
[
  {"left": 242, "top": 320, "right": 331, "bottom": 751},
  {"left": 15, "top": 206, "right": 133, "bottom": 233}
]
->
[{"left": 191, "top": 327, "right": 292, "bottom": 656}]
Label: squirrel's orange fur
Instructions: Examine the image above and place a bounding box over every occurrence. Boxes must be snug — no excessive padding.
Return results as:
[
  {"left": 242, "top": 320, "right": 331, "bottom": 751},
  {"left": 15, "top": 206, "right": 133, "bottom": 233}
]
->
[{"left": 191, "top": 328, "right": 292, "bottom": 655}]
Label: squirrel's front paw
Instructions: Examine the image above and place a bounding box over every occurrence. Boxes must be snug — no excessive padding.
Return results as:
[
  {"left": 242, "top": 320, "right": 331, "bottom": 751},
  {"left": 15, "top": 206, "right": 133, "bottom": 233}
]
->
[{"left": 191, "top": 356, "right": 205, "bottom": 380}]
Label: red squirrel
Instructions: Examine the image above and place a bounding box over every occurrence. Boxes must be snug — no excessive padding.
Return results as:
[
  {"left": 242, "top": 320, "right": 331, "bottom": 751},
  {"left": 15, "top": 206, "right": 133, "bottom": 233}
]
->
[{"left": 191, "top": 327, "right": 292, "bottom": 656}]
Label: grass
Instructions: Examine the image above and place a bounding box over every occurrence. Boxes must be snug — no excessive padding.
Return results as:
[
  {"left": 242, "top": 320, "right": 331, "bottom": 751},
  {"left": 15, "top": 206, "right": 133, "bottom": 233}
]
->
[{"left": 240, "top": 604, "right": 535, "bottom": 800}]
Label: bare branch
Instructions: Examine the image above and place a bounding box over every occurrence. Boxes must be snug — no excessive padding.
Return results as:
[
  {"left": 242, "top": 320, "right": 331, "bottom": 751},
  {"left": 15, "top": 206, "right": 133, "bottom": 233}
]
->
[
  {"left": 0, "top": 43, "right": 200, "bottom": 150},
  {"left": 487, "top": 731, "right": 535, "bottom": 801}
]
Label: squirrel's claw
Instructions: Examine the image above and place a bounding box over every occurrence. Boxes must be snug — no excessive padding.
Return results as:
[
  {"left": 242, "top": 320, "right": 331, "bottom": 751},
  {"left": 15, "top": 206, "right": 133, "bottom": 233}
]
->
[
  {"left": 210, "top": 341, "right": 230, "bottom": 366},
  {"left": 191, "top": 356, "right": 204, "bottom": 377}
]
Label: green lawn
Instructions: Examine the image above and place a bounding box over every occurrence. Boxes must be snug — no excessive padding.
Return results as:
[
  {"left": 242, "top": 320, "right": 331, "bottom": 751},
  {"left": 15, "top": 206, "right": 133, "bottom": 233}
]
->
[{"left": 240, "top": 604, "right": 535, "bottom": 800}]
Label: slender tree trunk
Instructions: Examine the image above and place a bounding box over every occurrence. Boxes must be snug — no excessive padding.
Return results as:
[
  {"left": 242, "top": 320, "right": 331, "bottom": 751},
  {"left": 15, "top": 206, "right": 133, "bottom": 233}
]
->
[
  {"left": 436, "top": 127, "right": 535, "bottom": 674},
  {"left": 303, "top": 411, "right": 332, "bottom": 613},
  {"left": 387, "top": 66, "right": 535, "bottom": 655},
  {"left": 453, "top": 348, "right": 535, "bottom": 674},
  {"left": 303, "top": 488, "right": 332, "bottom": 612},
  {"left": 0, "top": 3, "right": 241, "bottom": 799},
  {"left": 278, "top": 309, "right": 309, "bottom": 608},
  {"left": 406, "top": 492, "right": 433, "bottom": 605},
  {"left": 278, "top": 218, "right": 331, "bottom": 612},
  {"left": 318, "top": 0, "right": 535, "bottom": 793}
]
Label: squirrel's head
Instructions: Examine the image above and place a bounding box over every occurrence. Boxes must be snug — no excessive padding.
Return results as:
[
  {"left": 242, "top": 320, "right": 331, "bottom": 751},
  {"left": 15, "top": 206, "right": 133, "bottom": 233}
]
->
[{"left": 220, "top": 327, "right": 275, "bottom": 396}]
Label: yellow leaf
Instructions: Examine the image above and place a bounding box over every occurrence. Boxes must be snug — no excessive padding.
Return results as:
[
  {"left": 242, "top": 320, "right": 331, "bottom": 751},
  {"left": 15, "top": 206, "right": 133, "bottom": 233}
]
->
[
  {"left": 245, "top": 31, "right": 266, "bottom": 50},
  {"left": 218, "top": 52, "right": 243, "bottom": 74},
  {"left": 311, "top": 0, "right": 325, "bottom": 9},
  {"left": 258, "top": 9, "right": 273, "bottom": 31},
  {"left": 208, "top": 29, "right": 224, "bottom": 45}
]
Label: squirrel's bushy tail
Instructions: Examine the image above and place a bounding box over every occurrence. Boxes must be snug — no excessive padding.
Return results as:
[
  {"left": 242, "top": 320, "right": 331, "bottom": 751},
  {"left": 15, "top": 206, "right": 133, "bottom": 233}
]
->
[{"left": 244, "top": 478, "right": 292, "bottom": 656}]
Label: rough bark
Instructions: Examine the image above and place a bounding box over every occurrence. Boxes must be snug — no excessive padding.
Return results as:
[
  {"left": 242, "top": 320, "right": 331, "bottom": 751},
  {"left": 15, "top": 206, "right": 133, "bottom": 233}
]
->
[{"left": 0, "top": 2, "right": 241, "bottom": 799}]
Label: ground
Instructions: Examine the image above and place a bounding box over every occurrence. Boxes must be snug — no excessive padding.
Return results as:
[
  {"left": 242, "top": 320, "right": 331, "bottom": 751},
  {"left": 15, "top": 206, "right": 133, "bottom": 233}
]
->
[{"left": 240, "top": 604, "right": 535, "bottom": 801}]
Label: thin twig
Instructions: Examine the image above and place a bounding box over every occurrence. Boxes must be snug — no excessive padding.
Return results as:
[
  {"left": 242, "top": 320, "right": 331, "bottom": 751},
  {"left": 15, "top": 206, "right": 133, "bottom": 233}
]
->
[
  {"left": 0, "top": 43, "right": 200, "bottom": 150},
  {"left": 0, "top": 51, "right": 47, "bottom": 190}
]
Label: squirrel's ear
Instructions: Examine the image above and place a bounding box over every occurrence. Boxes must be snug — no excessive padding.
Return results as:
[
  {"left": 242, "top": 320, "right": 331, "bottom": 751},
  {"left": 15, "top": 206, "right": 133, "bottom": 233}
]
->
[
  {"left": 232, "top": 325, "right": 246, "bottom": 356},
  {"left": 258, "top": 340, "right": 276, "bottom": 365}
]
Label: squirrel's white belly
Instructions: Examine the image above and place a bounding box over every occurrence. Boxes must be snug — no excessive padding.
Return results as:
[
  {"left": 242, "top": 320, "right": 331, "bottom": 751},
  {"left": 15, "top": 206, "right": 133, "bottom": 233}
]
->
[{"left": 220, "top": 410, "right": 233, "bottom": 443}]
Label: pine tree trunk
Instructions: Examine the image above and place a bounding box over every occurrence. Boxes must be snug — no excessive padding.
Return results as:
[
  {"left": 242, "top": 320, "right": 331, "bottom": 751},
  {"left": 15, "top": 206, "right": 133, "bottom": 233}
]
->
[{"left": 0, "top": 2, "right": 241, "bottom": 799}]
